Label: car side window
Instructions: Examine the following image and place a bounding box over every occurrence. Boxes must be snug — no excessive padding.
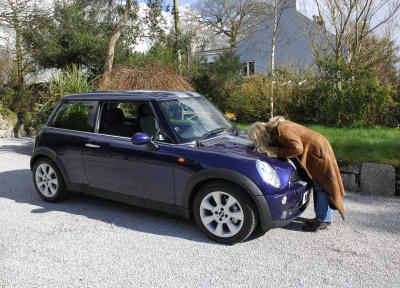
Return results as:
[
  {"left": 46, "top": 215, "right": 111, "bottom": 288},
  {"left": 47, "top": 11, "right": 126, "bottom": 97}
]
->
[
  {"left": 99, "top": 101, "right": 167, "bottom": 142},
  {"left": 50, "top": 101, "right": 98, "bottom": 132}
]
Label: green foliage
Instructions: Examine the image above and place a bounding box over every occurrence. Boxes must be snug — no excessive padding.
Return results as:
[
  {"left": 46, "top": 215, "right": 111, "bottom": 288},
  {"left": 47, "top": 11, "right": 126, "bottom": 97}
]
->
[
  {"left": 233, "top": 70, "right": 295, "bottom": 122},
  {"left": 310, "top": 54, "right": 396, "bottom": 127},
  {"left": 0, "top": 88, "right": 41, "bottom": 133},
  {"left": 121, "top": 30, "right": 198, "bottom": 77},
  {"left": 0, "top": 88, "right": 38, "bottom": 114},
  {"left": 23, "top": 0, "right": 112, "bottom": 75},
  {"left": 32, "top": 64, "right": 94, "bottom": 127},
  {"left": 23, "top": 0, "right": 166, "bottom": 76},
  {"left": 192, "top": 51, "right": 242, "bottom": 112},
  {"left": 230, "top": 55, "right": 398, "bottom": 127},
  {"left": 0, "top": 102, "right": 16, "bottom": 119},
  {"left": 122, "top": 42, "right": 177, "bottom": 70},
  {"left": 48, "top": 64, "right": 94, "bottom": 95}
]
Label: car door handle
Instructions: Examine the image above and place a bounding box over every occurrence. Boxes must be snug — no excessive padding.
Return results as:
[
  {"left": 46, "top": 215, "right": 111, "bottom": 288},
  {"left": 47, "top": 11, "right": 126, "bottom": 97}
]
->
[{"left": 85, "top": 143, "right": 101, "bottom": 149}]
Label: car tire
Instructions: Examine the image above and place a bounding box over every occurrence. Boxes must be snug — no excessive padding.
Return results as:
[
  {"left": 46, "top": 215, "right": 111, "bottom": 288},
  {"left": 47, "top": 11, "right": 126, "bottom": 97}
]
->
[
  {"left": 193, "top": 181, "right": 258, "bottom": 245},
  {"left": 32, "top": 158, "right": 68, "bottom": 202}
]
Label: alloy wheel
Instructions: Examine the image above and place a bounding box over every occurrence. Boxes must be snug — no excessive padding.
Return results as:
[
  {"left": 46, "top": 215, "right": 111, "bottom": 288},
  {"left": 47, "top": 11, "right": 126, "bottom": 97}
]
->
[
  {"left": 199, "top": 191, "right": 244, "bottom": 238},
  {"left": 35, "top": 163, "right": 59, "bottom": 197}
]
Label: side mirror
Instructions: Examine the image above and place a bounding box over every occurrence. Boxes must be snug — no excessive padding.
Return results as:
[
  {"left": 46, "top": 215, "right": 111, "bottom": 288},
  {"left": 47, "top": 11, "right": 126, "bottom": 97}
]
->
[
  {"left": 131, "top": 132, "right": 159, "bottom": 150},
  {"left": 131, "top": 133, "right": 151, "bottom": 145},
  {"left": 230, "top": 117, "right": 237, "bottom": 122}
]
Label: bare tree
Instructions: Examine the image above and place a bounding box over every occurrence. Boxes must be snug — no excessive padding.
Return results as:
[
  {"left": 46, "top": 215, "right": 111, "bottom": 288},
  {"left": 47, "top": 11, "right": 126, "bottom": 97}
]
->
[
  {"left": 313, "top": 0, "right": 400, "bottom": 65},
  {"left": 173, "top": 0, "right": 183, "bottom": 76},
  {"left": 104, "top": 0, "right": 133, "bottom": 73},
  {"left": 0, "top": 44, "right": 14, "bottom": 91},
  {"left": 179, "top": 5, "right": 228, "bottom": 51},
  {"left": 268, "top": 0, "right": 293, "bottom": 118},
  {"left": 103, "top": 0, "right": 166, "bottom": 73},
  {"left": 191, "top": 0, "right": 270, "bottom": 48}
]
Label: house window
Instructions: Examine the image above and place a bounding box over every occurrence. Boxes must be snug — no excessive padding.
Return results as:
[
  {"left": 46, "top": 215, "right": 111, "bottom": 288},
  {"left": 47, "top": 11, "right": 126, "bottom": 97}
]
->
[
  {"left": 248, "top": 62, "right": 255, "bottom": 75},
  {"left": 241, "top": 61, "right": 256, "bottom": 76}
]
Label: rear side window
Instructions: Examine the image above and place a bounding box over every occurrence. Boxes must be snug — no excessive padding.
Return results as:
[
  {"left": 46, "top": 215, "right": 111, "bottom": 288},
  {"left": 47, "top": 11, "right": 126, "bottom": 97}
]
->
[{"left": 50, "top": 101, "right": 98, "bottom": 132}]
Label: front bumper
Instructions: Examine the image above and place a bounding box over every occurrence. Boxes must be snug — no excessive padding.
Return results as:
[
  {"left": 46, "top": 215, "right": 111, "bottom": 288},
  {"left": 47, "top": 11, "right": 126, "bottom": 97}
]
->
[
  {"left": 267, "top": 181, "right": 312, "bottom": 221},
  {"left": 252, "top": 181, "right": 312, "bottom": 232}
]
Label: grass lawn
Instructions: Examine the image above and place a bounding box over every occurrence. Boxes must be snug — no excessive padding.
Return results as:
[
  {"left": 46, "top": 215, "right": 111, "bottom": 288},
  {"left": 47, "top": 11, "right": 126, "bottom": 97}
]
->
[{"left": 235, "top": 123, "right": 400, "bottom": 165}]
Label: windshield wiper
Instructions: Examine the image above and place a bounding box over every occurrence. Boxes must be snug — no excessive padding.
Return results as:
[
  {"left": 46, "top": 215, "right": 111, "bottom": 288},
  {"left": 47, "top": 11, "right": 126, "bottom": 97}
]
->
[
  {"left": 197, "top": 127, "right": 227, "bottom": 146},
  {"left": 228, "top": 126, "right": 240, "bottom": 135}
]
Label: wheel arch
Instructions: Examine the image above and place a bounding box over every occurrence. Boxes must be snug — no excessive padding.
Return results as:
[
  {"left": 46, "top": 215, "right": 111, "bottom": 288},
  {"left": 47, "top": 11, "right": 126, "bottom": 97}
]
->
[
  {"left": 30, "top": 147, "right": 70, "bottom": 183},
  {"left": 182, "top": 168, "right": 272, "bottom": 230}
]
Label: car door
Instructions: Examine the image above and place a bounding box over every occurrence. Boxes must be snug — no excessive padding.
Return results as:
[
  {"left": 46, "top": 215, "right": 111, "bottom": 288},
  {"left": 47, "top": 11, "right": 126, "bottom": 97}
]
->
[
  {"left": 45, "top": 100, "right": 99, "bottom": 185},
  {"left": 82, "top": 101, "right": 176, "bottom": 204}
]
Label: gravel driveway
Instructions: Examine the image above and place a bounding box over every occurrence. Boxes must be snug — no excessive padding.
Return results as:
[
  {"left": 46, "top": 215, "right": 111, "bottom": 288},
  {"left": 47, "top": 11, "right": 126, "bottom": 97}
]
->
[{"left": 0, "top": 137, "right": 399, "bottom": 288}]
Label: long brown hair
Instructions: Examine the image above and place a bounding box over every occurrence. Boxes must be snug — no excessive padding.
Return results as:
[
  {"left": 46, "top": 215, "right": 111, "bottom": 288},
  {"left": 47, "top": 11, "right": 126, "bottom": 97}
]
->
[{"left": 248, "top": 116, "right": 286, "bottom": 158}]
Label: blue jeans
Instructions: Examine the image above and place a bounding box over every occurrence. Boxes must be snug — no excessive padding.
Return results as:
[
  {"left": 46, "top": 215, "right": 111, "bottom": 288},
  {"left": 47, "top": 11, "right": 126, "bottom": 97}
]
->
[{"left": 314, "top": 182, "right": 333, "bottom": 222}]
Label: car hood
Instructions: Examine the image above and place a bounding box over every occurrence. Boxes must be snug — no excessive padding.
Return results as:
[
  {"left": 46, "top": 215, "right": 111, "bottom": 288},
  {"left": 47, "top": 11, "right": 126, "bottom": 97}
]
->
[{"left": 199, "top": 133, "right": 296, "bottom": 172}]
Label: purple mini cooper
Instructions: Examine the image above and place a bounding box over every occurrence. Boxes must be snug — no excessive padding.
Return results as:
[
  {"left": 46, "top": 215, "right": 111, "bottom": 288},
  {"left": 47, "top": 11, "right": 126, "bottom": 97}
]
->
[{"left": 31, "top": 91, "right": 312, "bottom": 244}]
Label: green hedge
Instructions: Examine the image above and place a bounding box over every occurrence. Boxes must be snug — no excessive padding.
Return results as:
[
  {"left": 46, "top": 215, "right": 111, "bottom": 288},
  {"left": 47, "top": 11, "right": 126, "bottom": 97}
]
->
[{"left": 229, "top": 68, "right": 398, "bottom": 128}]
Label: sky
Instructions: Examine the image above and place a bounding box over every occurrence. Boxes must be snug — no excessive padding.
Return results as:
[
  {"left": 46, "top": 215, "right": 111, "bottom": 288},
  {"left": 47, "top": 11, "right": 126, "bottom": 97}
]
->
[
  {"left": 160, "top": 0, "right": 399, "bottom": 44},
  {"left": 167, "top": 0, "right": 396, "bottom": 23},
  {"left": 163, "top": 0, "right": 195, "bottom": 7},
  {"left": 1, "top": 0, "right": 398, "bottom": 53}
]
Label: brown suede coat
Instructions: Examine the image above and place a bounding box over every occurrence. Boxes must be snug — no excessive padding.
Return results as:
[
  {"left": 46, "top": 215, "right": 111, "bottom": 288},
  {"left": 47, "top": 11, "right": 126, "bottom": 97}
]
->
[{"left": 272, "top": 121, "right": 346, "bottom": 220}]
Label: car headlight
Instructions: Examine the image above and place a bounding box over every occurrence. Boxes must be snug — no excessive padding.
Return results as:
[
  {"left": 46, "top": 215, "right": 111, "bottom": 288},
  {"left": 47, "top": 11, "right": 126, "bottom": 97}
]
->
[{"left": 256, "top": 160, "right": 281, "bottom": 189}]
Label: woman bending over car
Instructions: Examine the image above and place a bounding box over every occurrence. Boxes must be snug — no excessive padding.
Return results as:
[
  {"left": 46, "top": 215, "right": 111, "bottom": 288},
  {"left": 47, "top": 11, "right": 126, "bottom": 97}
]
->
[{"left": 249, "top": 116, "right": 345, "bottom": 231}]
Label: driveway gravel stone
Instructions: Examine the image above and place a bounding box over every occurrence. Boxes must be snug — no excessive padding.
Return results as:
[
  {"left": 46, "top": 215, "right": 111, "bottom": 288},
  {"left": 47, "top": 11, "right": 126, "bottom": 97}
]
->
[{"left": 1, "top": 137, "right": 399, "bottom": 288}]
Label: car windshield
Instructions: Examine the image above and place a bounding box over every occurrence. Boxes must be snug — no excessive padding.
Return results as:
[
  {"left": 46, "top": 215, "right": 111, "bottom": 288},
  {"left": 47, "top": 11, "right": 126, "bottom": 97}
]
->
[{"left": 159, "top": 97, "right": 232, "bottom": 143}]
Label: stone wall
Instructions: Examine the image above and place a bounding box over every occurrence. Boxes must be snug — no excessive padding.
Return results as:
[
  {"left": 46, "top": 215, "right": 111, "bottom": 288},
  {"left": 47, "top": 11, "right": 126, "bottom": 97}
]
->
[
  {"left": 339, "top": 162, "right": 399, "bottom": 196},
  {"left": 0, "top": 114, "right": 34, "bottom": 138},
  {"left": 0, "top": 114, "right": 17, "bottom": 138}
]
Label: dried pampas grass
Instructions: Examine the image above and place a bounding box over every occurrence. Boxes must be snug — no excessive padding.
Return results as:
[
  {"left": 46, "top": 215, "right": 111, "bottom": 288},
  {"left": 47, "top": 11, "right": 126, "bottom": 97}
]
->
[{"left": 97, "top": 64, "right": 194, "bottom": 92}]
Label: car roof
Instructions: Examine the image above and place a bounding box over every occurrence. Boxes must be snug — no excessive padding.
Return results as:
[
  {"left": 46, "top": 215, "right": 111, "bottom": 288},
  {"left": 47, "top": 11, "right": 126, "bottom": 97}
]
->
[{"left": 62, "top": 90, "right": 203, "bottom": 101}]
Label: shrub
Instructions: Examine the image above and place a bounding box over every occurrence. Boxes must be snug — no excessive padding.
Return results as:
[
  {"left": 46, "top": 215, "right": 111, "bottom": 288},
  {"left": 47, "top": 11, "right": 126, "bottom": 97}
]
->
[
  {"left": 48, "top": 64, "right": 94, "bottom": 95},
  {"left": 0, "top": 65, "right": 95, "bottom": 134},
  {"left": 35, "top": 64, "right": 94, "bottom": 126},
  {"left": 232, "top": 76, "right": 272, "bottom": 122},
  {"left": 232, "top": 70, "right": 304, "bottom": 123},
  {"left": 230, "top": 56, "right": 398, "bottom": 127},
  {"left": 0, "top": 102, "right": 16, "bottom": 119},
  {"left": 0, "top": 88, "right": 38, "bottom": 115},
  {"left": 310, "top": 55, "right": 396, "bottom": 127},
  {"left": 192, "top": 51, "right": 242, "bottom": 112}
]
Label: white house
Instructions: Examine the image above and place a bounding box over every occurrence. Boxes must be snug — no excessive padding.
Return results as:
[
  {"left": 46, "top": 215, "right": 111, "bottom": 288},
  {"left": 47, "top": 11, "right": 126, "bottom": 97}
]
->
[
  {"left": 196, "top": 0, "right": 326, "bottom": 76},
  {"left": 236, "top": 0, "right": 326, "bottom": 76}
]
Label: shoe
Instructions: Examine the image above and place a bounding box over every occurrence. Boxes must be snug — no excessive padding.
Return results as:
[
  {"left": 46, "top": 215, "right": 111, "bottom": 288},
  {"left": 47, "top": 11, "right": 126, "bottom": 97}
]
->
[
  {"left": 302, "top": 220, "right": 329, "bottom": 232},
  {"left": 305, "top": 218, "right": 331, "bottom": 226}
]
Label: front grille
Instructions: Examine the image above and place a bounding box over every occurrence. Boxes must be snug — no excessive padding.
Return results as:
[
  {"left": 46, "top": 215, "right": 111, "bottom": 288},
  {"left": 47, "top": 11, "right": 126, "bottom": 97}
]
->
[
  {"left": 290, "top": 169, "right": 302, "bottom": 186},
  {"left": 289, "top": 159, "right": 310, "bottom": 187}
]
